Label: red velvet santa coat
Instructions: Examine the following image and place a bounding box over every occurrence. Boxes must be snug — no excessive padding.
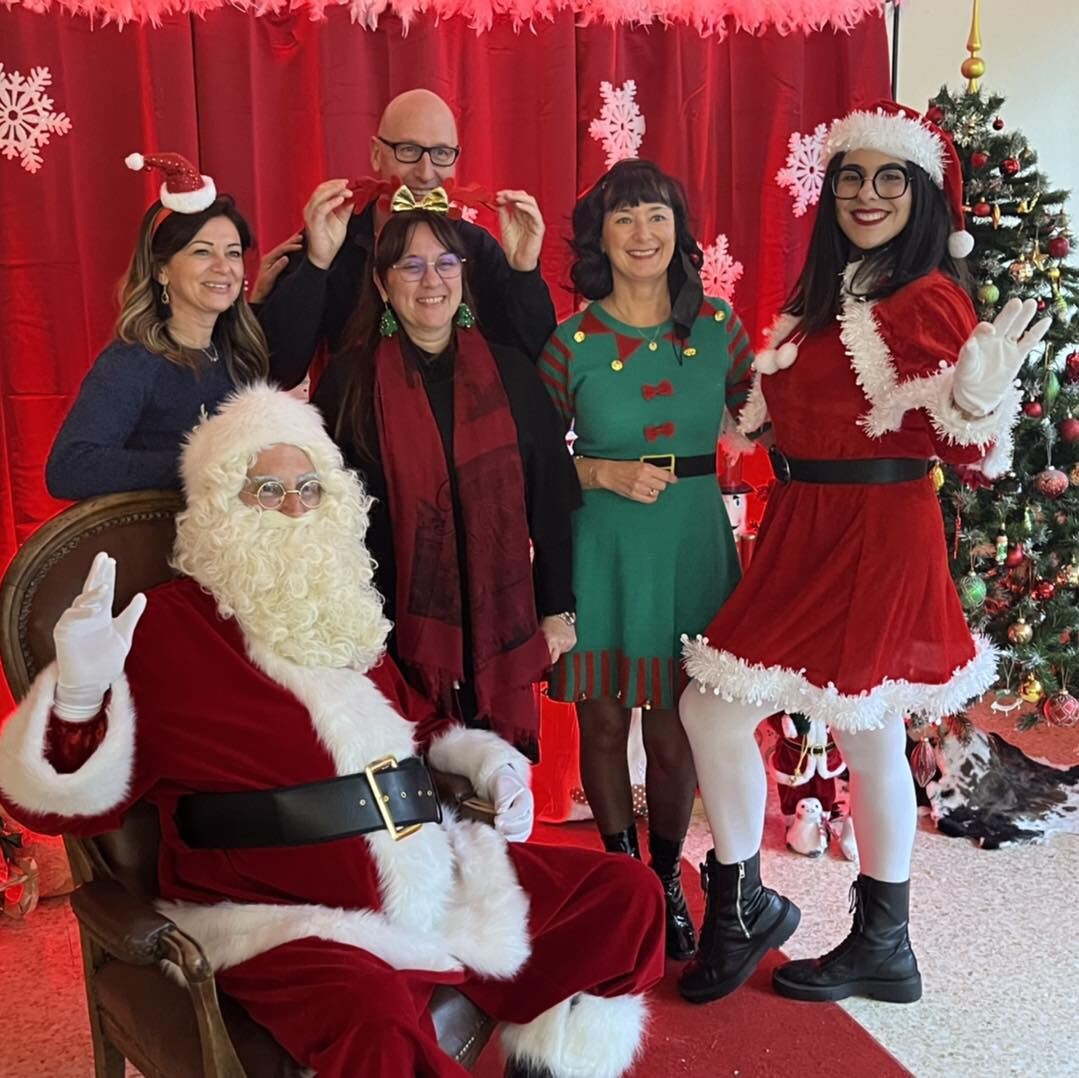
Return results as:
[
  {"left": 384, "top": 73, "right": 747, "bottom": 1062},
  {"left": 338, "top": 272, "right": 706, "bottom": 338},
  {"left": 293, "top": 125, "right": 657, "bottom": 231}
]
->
[
  {"left": 685, "top": 271, "right": 1015, "bottom": 731},
  {"left": 0, "top": 578, "right": 664, "bottom": 1076}
]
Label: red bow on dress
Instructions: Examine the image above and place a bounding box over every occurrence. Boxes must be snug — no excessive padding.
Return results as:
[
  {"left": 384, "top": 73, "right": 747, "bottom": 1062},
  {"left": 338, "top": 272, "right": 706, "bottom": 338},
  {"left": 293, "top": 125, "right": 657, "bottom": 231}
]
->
[
  {"left": 644, "top": 421, "right": 676, "bottom": 442},
  {"left": 641, "top": 380, "right": 674, "bottom": 401}
]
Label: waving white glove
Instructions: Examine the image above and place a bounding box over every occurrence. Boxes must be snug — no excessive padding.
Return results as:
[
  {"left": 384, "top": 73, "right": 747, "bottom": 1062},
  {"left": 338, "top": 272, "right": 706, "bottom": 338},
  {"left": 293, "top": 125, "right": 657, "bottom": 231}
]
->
[
  {"left": 953, "top": 297, "right": 1051, "bottom": 417},
  {"left": 490, "top": 765, "right": 534, "bottom": 843},
  {"left": 53, "top": 552, "right": 146, "bottom": 721}
]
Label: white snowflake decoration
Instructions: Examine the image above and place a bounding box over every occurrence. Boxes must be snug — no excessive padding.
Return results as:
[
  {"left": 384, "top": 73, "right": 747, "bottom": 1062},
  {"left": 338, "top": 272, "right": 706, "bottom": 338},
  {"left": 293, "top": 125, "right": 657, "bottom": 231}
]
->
[
  {"left": 0, "top": 64, "right": 72, "bottom": 174},
  {"left": 700, "top": 233, "right": 743, "bottom": 301},
  {"left": 775, "top": 122, "right": 829, "bottom": 217},
  {"left": 589, "top": 79, "right": 646, "bottom": 169}
]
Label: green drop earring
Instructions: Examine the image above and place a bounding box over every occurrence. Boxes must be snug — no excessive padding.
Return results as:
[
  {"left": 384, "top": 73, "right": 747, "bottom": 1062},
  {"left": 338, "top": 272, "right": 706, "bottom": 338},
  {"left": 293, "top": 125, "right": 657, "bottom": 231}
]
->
[
  {"left": 455, "top": 302, "right": 475, "bottom": 329},
  {"left": 379, "top": 304, "right": 399, "bottom": 338}
]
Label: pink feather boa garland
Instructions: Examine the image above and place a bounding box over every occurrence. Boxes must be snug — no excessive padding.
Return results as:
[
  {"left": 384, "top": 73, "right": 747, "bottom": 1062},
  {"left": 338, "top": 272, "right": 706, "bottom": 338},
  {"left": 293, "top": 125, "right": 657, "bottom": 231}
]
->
[{"left": 4, "top": 0, "right": 891, "bottom": 36}]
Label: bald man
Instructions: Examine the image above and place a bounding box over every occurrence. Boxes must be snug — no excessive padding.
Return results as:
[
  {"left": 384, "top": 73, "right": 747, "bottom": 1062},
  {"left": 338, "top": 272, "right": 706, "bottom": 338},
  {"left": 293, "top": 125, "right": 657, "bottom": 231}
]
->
[{"left": 259, "top": 89, "right": 556, "bottom": 384}]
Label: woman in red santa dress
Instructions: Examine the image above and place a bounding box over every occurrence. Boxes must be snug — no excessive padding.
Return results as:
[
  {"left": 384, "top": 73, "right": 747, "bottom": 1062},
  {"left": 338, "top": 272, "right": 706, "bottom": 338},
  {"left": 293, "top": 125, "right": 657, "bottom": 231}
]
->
[
  {"left": 0, "top": 386, "right": 664, "bottom": 1078},
  {"left": 677, "top": 102, "right": 1050, "bottom": 1006}
]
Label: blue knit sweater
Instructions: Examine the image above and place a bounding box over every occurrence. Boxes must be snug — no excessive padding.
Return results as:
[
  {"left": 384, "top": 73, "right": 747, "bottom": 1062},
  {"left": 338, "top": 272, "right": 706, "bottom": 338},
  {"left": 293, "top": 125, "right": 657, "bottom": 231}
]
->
[{"left": 46, "top": 341, "right": 237, "bottom": 499}]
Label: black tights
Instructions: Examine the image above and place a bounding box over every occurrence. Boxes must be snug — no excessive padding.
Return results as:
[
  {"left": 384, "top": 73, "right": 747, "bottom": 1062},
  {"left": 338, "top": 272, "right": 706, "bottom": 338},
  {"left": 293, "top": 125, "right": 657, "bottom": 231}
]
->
[{"left": 576, "top": 696, "right": 697, "bottom": 843}]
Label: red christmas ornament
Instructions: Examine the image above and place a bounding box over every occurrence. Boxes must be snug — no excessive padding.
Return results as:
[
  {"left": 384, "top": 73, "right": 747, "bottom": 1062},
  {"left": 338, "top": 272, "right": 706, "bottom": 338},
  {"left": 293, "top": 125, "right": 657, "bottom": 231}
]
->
[
  {"left": 1022, "top": 400, "right": 1043, "bottom": 418},
  {"left": 971, "top": 150, "right": 989, "bottom": 169},
  {"left": 1048, "top": 236, "right": 1071, "bottom": 259},
  {"left": 1035, "top": 467, "right": 1069, "bottom": 499},
  {"left": 1066, "top": 352, "right": 1079, "bottom": 383},
  {"left": 972, "top": 201, "right": 992, "bottom": 217},
  {"left": 1043, "top": 691, "right": 1079, "bottom": 728},
  {"left": 993, "top": 118, "right": 1005, "bottom": 131},
  {"left": 1001, "top": 158, "right": 1021, "bottom": 176},
  {"left": 1037, "top": 299, "right": 1048, "bottom": 312},
  {"left": 1059, "top": 417, "right": 1079, "bottom": 443},
  {"left": 1031, "top": 580, "right": 1056, "bottom": 602},
  {"left": 925, "top": 105, "right": 945, "bottom": 125},
  {"left": 1005, "top": 543, "right": 1026, "bottom": 567}
]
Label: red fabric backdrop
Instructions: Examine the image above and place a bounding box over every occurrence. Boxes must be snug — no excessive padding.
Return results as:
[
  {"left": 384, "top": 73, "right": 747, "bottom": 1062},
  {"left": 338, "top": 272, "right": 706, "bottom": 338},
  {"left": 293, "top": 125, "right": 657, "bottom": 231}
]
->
[{"left": 0, "top": 9, "right": 890, "bottom": 708}]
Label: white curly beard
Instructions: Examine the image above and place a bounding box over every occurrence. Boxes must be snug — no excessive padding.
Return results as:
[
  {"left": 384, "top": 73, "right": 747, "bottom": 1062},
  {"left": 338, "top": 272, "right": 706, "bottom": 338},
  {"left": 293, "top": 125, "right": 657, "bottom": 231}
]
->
[{"left": 173, "top": 471, "right": 390, "bottom": 671}]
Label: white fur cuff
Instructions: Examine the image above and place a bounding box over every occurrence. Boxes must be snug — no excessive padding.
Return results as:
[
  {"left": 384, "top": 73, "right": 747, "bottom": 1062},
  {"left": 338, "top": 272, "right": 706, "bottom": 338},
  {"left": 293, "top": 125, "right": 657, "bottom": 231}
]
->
[
  {"left": 0, "top": 663, "right": 136, "bottom": 819},
  {"left": 426, "top": 725, "right": 530, "bottom": 799},
  {"left": 501, "top": 992, "right": 648, "bottom": 1078}
]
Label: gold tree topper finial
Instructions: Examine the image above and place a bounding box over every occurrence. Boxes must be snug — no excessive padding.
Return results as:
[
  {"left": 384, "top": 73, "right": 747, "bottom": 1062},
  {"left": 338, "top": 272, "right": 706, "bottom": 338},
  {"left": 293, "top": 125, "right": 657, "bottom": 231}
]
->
[{"left": 961, "top": 0, "right": 985, "bottom": 92}]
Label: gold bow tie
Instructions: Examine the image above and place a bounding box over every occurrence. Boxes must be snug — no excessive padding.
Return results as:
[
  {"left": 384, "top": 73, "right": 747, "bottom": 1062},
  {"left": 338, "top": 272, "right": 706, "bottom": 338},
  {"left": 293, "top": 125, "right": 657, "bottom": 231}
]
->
[{"left": 390, "top": 185, "right": 451, "bottom": 214}]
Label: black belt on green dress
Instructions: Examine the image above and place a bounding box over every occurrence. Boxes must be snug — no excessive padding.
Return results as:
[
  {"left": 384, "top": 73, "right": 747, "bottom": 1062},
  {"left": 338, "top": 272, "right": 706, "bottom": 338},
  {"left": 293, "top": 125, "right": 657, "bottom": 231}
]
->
[
  {"left": 632, "top": 452, "right": 716, "bottom": 478},
  {"left": 174, "top": 756, "right": 442, "bottom": 849},
  {"left": 769, "top": 447, "right": 932, "bottom": 486}
]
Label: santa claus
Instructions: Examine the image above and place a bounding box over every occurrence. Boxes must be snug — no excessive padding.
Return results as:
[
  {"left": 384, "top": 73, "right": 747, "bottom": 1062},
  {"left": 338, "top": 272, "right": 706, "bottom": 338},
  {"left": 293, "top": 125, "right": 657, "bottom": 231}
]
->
[{"left": 0, "top": 385, "right": 664, "bottom": 1077}]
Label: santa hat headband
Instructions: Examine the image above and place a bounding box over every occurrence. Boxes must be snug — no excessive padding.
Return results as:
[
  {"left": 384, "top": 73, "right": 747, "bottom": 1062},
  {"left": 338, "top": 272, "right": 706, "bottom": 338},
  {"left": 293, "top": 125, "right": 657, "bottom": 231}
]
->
[
  {"left": 125, "top": 150, "right": 217, "bottom": 214},
  {"left": 824, "top": 101, "right": 974, "bottom": 259},
  {"left": 181, "top": 384, "right": 344, "bottom": 503}
]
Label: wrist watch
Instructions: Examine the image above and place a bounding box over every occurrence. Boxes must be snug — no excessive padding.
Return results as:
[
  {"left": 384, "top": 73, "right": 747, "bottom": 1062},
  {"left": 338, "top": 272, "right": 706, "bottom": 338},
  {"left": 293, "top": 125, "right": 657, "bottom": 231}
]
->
[{"left": 556, "top": 611, "right": 577, "bottom": 627}]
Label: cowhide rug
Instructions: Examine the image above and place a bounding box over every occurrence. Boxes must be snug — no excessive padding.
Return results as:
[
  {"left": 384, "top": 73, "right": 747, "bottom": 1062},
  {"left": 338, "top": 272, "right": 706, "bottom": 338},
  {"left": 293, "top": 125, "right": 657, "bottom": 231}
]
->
[{"left": 927, "top": 728, "right": 1079, "bottom": 848}]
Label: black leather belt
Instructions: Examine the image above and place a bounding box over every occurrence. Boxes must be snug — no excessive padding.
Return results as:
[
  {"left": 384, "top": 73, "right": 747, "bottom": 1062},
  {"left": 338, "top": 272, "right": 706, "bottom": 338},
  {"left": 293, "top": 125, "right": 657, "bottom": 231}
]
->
[
  {"left": 174, "top": 756, "right": 442, "bottom": 850},
  {"left": 769, "top": 447, "right": 932, "bottom": 485},
  {"left": 635, "top": 452, "right": 716, "bottom": 478}
]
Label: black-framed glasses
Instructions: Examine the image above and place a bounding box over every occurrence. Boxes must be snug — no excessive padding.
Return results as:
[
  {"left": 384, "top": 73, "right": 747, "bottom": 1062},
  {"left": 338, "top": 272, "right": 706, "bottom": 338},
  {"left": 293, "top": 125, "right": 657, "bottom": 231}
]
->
[
  {"left": 376, "top": 137, "right": 460, "bottom": 168},
  {"left": 245, "top": 477, "right": 323, "bottom": 510},
  {"left": 831, "top": 164, "right": 911, "bottom": 200},
  {"left": 390, "top": 253, "right": 467, "bottom": 282}
]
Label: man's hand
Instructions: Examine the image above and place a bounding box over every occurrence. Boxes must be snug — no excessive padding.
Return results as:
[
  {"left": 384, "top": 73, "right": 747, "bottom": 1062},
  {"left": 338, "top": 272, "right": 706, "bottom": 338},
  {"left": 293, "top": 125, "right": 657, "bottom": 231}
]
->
[
  {"left": 303, "top": 180, "right": 355, "bottom": 271},
  {"left": 953, "top": 297, "right": 1051, "bottom": 417},
  {"left": 248, "top": 231, "right": 303, "bottom": 303},
  {"left": 495, "top": 190, "right": 545, "bottom": 272},
  {"left": 540, "top": 615, "right": 576, "bottom": 664},
  {"left": 53, "top": 552, "right": 146, "bottom": 721},
  {"left": 489, "top": 765, "right": 534, "bottom": 843}
]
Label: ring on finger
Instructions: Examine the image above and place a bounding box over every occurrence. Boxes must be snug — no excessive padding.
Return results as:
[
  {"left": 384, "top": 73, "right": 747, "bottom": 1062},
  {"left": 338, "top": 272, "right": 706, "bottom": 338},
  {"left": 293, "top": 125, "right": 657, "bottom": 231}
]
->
[{"left": 649, "top": 487, "right": 658, "bottom": 496}]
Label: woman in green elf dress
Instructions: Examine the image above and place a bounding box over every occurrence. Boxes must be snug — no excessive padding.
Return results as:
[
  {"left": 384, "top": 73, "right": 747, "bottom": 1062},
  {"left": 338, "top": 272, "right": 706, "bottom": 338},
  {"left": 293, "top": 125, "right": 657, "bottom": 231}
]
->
[{"left": 539, "top": 160, "right": 754, "bottom": 960}]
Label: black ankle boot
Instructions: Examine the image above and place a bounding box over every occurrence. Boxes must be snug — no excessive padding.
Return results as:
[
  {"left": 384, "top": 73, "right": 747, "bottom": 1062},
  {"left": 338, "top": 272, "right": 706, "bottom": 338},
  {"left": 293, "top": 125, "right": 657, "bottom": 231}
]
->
[
  {"left": 601, "top": 826, "right": 641, "bottom": 859},
  {"left": 678, "top": 849, "right": 800, "bottom": 1004},
  {"left": 772, "top": 875, "right": 921, "bottom": 1003},
  {"left": 648, "top": 833, "right": 697, "bottom": 961}
]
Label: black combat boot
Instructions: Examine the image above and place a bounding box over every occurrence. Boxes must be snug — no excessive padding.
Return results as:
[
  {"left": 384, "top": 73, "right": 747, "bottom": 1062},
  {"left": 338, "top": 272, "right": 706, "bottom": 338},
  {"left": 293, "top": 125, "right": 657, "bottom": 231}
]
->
[
  {"left": 678, "top": 849, "right": 800, "bottom": 1003},
  {"left": 772, "top": 875, "right": 921, "bottom": 1003},
  {"left": 600, "top": 825, "right": 642, "bottom": 859},
  {"left": 648, "top": 833, "right": 696, "bottom": 961}
]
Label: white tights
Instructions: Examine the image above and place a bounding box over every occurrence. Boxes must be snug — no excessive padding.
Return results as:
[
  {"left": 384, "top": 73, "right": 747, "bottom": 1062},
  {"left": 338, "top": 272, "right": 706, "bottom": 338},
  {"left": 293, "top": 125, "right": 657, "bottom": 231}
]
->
[{"left": 680, "top": 685, "right": 917, "bottom": 882}]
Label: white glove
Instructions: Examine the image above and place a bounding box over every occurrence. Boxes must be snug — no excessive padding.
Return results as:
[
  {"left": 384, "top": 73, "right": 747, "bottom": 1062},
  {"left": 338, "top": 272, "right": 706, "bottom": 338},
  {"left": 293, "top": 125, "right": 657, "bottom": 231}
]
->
[
  {"left": 489, "top": 765, "right": 534, "bottom": 843},
  {"left": 953, "top": 297, "right": 1051, "bottom": 417},
  {"left": 53, "top": 552, "right": 146, "bottom": 721}
]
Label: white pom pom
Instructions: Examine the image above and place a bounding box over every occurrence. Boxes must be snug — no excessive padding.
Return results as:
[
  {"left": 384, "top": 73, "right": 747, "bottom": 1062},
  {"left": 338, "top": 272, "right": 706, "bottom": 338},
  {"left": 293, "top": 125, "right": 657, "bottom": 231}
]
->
[
  {"left": 775, "top": 340, "right": 800, "bottom": 369},
  {"left": 755, "top": 348, "right": 779, "bottom": 375},
  {"left": 948, "top": 230, "right": 975, "bottom": 259},
  {"left": 698, "top": 683, "right": 706, "bottom": 695},
  {"left": 713, "top": 686, "right": 721, "bottom": 696},
  {"left": 125, "top": 152, "right": 145, "bottom": 171}
]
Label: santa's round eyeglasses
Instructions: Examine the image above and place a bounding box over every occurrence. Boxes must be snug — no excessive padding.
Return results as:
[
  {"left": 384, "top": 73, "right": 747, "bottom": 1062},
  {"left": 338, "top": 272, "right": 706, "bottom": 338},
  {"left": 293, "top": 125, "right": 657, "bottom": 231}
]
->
[
  {"left": 831, "top": 165, "right": 911, "bottom": 200},
  {"left": 245, "top": 478, "right": 323, "bottom": 510}
]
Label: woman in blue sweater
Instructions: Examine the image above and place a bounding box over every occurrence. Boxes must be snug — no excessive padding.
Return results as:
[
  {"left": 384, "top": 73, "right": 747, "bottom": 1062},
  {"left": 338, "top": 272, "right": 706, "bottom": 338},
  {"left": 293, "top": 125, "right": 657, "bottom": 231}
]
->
[{"left": 46, "top": 153, "right": 269, "bottom": 499}]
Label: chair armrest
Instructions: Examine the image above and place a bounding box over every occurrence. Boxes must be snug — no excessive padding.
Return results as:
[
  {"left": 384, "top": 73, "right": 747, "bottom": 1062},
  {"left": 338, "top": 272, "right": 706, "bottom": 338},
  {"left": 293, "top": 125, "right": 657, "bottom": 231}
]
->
[
  {"left": 430, "top": 767, "right": 496, "bottom": 827},
  {"left": 70, "top": 878, "right": 176, "bottom": 965}
]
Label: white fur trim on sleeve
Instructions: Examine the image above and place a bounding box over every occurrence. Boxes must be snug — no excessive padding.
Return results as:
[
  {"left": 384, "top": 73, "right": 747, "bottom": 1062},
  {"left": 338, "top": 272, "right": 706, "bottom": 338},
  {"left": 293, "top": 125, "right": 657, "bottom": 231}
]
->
[
  {"left": 0, "top": 663, "right": 136, "bottom": 819},
  {"left": 737, "top": 314, "right": 799, "bottom": 436},
  {"left": 426, "top": 725, "right": 531, "bottom": 799},
  {"left": 839, "top": 294, "right": 1019, "bottom": 478},
  {"left": 501, "top": 992, "right": 648, "bottom": 1078}
]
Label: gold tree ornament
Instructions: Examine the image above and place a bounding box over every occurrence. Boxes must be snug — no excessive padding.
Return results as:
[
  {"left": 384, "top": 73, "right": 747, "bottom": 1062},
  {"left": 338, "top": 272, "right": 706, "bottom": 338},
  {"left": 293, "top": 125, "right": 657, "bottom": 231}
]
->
[{"left": 962, "top": 0, "right": 985, "bottom": 91}]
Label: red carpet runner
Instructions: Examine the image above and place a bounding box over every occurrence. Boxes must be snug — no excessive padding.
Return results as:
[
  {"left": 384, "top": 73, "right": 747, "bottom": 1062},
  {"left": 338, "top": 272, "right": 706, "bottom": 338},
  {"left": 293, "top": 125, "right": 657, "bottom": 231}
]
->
[{"left": 475, "top": 821, "right": 911, "bottom": 1077}]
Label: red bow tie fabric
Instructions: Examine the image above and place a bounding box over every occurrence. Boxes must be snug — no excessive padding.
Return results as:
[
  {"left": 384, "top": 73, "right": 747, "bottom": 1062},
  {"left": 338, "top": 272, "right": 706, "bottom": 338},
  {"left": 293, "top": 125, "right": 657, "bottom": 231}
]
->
[
  {"left": 641, "top": 380, "right": 674, "bottom": 401},
  {"left": 644, "top": 421, "right": 676, "bottom": 442}
]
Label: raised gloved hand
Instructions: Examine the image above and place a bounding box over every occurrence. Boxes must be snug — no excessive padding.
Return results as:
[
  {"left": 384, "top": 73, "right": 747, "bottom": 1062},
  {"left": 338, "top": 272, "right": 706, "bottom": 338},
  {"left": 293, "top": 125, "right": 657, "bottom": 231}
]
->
[
  {"left": 53, "top": 552, "right": 146, "bottom": 721},
  {"left": 489, "top": 764, "right": 534, "bottom": 843},
  {"left": 953, "top": 297, "right": 1051, "bottom": 417}
]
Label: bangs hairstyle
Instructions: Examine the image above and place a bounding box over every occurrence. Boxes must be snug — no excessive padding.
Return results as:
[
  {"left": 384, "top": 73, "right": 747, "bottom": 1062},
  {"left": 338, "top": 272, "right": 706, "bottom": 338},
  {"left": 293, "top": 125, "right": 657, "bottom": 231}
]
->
[
  {"left": 335, "top": 208, "right": 475, "bottom": 458},
  {"left": 569, "top": 159, "right": 703, "bottom": 339},
  {"left": 783, "top": 154, "right": 972, "bottom": 334},
  {"left": 116, "top": 195, "right": 269, "bottom": 383}
]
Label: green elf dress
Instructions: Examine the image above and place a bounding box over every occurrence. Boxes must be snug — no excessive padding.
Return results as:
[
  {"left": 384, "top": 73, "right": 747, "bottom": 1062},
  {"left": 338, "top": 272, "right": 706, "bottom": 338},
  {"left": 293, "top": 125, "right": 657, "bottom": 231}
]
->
[{"left": 539, "top": 297, "right": 754, "bottom": 710}]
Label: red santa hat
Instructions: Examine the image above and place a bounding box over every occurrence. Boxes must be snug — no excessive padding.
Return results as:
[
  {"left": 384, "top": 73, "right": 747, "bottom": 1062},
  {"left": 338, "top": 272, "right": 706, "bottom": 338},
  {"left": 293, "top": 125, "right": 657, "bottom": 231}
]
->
[
  {"left": 824, "top": 100, "right": 974, "bottom": 259},
  {"left": 125, "top": 151, "right": 217, "bottom": 213},
  {"left": 181, "top": 384, "right": 345, "bottom": 504}
]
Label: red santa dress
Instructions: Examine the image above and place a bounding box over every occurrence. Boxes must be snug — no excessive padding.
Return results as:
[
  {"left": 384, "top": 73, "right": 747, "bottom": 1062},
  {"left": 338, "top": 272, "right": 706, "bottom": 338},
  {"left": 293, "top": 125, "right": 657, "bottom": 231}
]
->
[
  {"left": 683, "top": 270, "right": 1015, "bottom": 731},
  {"left": 0, "top": 578, "right": 664, "bottom": 1078}
]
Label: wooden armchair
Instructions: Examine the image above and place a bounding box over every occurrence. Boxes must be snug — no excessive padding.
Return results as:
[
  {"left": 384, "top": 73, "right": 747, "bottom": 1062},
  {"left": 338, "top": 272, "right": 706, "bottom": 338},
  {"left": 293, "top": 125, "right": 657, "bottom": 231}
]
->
[{"left": 0, "top": 490, "right": 495, "bottom": 1077}]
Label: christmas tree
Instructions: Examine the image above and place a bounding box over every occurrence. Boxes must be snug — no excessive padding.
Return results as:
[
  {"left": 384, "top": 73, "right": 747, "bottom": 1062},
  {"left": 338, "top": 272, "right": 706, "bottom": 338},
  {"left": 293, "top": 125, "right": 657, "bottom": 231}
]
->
[{"left": 929, "top": 85, "right": 1079, "bottom": 730}]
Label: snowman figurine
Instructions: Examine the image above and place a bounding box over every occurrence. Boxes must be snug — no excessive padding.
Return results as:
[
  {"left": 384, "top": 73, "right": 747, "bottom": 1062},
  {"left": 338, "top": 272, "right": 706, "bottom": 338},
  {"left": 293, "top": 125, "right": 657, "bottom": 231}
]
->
[{"left": 786, "top": 797, "right": 830, "bottom": 857}]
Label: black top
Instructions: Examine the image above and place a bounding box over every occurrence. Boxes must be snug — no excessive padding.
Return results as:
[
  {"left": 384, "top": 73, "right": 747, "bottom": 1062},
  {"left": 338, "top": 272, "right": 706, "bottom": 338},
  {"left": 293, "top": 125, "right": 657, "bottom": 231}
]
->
[
  {"left": 258, "top": 202, "right": 557, "bottom": 386},
  {"left": 314, "top": 336, "right": 580, "bottom": 657},
  {"left": 45, "top": 341, "right": 237, "bottom": 499}
]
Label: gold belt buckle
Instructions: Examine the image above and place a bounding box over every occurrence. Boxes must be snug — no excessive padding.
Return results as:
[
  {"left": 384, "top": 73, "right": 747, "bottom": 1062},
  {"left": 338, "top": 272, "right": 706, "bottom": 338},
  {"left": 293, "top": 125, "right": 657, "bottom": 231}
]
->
[
  {"left": 364, "top": 755, "right": 422, "bottom": 842},
  {"left": 639, "top": 453, "right": 675, "bottom": 474}
]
